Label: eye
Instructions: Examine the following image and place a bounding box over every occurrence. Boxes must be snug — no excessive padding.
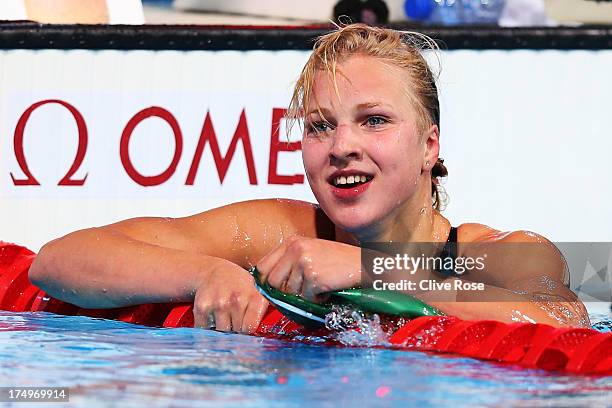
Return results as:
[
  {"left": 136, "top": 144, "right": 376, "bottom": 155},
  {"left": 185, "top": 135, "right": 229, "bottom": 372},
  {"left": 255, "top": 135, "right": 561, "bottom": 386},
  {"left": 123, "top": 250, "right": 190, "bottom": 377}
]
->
[
  {"left": 307, "top": 121, "right": 333, "bottom": 134},
  {"left": 364, "top": 116, "right": 388, "bottom": 127}
]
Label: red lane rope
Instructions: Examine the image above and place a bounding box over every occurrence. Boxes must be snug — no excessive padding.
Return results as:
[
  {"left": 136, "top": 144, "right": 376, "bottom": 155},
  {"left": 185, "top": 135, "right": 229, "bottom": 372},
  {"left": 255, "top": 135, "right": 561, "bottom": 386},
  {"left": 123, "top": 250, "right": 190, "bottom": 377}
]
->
[{"left": 0, "top": 241, "right": 610, "bottom": 375}]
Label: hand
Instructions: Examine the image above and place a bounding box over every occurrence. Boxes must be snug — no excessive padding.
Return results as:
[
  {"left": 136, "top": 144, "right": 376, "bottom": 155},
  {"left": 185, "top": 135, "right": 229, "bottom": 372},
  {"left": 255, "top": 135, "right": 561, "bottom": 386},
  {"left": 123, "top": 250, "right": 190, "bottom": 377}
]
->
[
  {"left": 257, "top": 236, "right": 362, "bottom": 301},
  {"left": 193, "top": 260, "right": 268, "bottom": 333}
]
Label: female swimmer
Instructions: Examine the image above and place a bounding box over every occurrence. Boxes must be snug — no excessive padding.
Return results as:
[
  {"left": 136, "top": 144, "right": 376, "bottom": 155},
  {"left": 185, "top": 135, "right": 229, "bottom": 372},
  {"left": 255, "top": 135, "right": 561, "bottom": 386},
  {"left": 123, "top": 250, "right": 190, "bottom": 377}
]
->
[{"left": 29, "top": 24, "right": 589, "bottom": 332}]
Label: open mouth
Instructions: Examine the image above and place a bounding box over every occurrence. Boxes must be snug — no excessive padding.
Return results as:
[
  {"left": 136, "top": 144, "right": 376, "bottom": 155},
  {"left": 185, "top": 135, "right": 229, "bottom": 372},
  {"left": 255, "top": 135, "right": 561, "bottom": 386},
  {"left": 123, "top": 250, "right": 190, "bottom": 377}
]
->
[{"left": 330, "top": 174, "right": 373, "bottom": 189}]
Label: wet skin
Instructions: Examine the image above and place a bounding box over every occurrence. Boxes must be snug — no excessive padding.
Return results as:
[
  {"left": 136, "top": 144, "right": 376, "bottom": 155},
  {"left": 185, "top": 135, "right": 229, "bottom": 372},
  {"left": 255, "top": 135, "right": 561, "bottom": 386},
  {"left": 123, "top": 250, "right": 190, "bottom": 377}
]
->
[
  {"left": 29, "top": 56, "right": 590, "bottom": 332},
  {"left": 258, "top": 55, "right": 589, "bottom": 328},
  {"left": 301, "top": 55, "right": 436, "bottom": 240}
]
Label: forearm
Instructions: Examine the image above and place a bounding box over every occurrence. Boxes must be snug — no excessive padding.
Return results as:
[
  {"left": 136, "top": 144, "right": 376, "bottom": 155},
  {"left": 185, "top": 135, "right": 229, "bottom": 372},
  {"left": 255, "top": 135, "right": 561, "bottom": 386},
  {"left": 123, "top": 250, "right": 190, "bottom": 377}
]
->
[
  {"left": 372, "top": 255, "right": 589, "bottom": 328},
  {"left": 29, "top": 228, "right": 229, "bottom": 309},
  {"left": 415, "top": 277, "right": 590, "bottom": 328}
]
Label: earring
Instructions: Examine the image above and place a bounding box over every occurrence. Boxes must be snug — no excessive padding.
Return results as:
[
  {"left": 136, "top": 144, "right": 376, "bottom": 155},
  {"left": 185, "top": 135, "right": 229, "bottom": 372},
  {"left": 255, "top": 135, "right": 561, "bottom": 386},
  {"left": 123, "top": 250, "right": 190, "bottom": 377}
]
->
[{"left": 425, "top": 160, "right": 430, "bottom": 167}]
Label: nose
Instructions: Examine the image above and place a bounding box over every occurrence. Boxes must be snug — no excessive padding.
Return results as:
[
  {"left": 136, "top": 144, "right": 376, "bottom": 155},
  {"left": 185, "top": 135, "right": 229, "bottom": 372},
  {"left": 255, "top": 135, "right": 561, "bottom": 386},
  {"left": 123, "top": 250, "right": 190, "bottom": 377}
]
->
[{"left": 330, "top": 124, "right": 362, "bottom": 164}]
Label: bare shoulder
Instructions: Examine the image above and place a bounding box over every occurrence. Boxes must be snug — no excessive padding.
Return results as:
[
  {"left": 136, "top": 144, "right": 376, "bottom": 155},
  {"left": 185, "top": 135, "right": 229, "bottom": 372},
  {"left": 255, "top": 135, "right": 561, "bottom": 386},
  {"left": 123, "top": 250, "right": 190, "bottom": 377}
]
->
[
  {"left": 102, "top": 199, "right": 333, "bottom": 267},
  {"left": 456, "top": 223, "right": 567, "bottom": 285},
  {"left": 184, "top": 198, "right": 333, "bottom": 238},
  {"left": 219, "top": 198, "right": 322, "bottom": 221},
  {"left": 178, "top": 198, "right": 334, "bottom": 264},
  {"left": 457, "top": 223, "right": 553, "bottom": 244}
]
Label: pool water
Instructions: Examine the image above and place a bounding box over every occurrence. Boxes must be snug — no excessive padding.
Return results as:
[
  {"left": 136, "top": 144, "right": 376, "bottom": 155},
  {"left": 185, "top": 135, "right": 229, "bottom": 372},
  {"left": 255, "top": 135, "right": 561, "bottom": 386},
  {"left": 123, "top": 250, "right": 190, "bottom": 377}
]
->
[{"left": 1, "top": 311, "right": 611, "bottom": 408}]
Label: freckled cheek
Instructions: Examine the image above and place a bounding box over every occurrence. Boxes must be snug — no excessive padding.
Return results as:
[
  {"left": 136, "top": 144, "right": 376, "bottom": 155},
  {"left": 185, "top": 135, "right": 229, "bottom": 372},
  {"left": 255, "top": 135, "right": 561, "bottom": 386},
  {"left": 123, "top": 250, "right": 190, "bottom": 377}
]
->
[
  {"left": 370, "top": 149, "right": 402, "bottom": 171},
  {"left": 375, "top": 149, "right": 421, "bottom": 183},
  {"left": 301, "top": 145, "right": 327, "bottom": 180}
]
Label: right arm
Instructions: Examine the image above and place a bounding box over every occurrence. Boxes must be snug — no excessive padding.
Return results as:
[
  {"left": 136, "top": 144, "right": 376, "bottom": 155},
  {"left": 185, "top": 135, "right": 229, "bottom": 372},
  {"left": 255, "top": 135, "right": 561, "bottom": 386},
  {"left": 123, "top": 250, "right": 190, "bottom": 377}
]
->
[{"left": 29, "top": 199, "right": 327, "bottom": 310}]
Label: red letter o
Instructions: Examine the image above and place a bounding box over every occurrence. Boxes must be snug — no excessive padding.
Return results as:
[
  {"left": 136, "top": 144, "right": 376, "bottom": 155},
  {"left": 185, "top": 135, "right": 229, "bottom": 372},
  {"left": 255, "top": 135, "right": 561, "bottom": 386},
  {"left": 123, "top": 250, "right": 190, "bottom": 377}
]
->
[{"left": 120, "top": 107, "right": 183, "bottom": 186}]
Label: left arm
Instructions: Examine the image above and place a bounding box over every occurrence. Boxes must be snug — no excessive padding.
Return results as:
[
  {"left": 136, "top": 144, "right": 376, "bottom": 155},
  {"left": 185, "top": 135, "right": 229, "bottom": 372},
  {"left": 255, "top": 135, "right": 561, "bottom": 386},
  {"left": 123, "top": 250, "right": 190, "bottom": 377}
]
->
[
  {"left": 256, "top": 233, "right": 590, "bottom": 327},
  {"left": 438, "top": 230, "right": 589, "bottom": 327}
]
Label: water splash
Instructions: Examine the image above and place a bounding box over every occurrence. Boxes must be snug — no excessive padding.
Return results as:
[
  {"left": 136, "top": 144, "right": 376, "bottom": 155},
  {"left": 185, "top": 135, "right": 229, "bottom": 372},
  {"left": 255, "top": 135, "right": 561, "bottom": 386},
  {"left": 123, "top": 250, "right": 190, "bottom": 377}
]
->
[{"left": 324, "top": 305, "right": 391, "bottom": 347}]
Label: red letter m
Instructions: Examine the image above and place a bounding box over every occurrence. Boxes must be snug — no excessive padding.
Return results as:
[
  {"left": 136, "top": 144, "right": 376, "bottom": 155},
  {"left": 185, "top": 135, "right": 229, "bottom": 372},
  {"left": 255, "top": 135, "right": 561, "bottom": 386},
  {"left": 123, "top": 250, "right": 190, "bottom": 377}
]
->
[{"left": 186, "top": 109, "right": 258, "bottom": 185}]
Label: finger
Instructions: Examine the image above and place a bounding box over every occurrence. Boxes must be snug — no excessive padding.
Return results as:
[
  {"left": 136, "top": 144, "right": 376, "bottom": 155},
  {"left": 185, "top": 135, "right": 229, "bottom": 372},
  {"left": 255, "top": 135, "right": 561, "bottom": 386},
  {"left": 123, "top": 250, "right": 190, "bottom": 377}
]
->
[
  {"left": 241, "top": 296, "right": 269, "bottom": 334},
  {"left": 257, "top": 237, "right": 298, "bottom": 280},
  {"left": 204, "top": 312, "right": 216, "bottom": 329},
  {"left": 266, "top": 252, "right": 297, "bottom": 290},
  {"left": 229, "top": 294, "right": 248, "bottom": 333},
  {"left": 302, "top": 264, "right": 323, "bottom": 300},
  {"left": 214, "top": 310, "right": 232, "bottom": 332},
  {"left": 193, "top": 301, "right": 213, "bottom": 328},
  {"left": 285, "top": 263, "right": 304, "bottom": 295}
]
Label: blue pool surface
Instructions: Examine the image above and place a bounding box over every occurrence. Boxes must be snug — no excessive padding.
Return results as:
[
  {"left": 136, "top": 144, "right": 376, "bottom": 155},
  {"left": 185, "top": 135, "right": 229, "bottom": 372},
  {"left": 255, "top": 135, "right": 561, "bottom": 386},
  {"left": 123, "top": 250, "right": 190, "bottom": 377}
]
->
[{"left": 1, "top": 311, "right": 611, "bottom": 408}]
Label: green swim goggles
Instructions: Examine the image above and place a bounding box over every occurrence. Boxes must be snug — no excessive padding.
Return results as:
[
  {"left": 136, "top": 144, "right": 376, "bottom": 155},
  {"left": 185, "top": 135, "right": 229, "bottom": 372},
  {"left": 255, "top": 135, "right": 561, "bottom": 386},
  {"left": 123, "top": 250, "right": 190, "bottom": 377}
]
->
[{"left": 249, "top": 266, "right": 443, "bottom": 328}]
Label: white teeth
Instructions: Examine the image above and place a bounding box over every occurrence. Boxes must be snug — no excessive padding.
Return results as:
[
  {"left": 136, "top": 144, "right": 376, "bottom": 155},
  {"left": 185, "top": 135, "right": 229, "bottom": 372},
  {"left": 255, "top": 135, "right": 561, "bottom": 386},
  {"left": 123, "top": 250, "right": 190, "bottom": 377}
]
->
[{"left": 333, "top": 175, "right": 370, "bottom": 186}]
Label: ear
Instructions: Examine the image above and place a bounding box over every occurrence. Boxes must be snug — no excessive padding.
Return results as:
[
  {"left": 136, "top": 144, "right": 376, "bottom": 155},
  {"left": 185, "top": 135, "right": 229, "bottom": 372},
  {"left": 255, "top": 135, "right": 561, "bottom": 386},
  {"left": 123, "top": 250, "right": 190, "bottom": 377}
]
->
[{"left": 422, "top": 124, "right": 440, "bottom": 173}]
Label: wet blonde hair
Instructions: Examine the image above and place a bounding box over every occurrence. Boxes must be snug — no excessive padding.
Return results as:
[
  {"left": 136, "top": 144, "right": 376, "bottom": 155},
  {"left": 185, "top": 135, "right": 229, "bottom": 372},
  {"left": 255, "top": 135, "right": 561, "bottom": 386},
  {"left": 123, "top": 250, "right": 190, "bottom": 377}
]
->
[{"left": 288, "top": 23, "right": 448, "bottom": 210}]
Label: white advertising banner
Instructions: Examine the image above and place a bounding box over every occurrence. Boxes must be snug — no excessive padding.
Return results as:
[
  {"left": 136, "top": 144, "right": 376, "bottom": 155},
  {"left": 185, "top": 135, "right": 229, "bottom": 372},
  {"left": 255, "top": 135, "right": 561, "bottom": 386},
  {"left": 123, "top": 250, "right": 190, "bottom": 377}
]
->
[{"left": 1, "top": 49, "right": 611, "bottom": 250}]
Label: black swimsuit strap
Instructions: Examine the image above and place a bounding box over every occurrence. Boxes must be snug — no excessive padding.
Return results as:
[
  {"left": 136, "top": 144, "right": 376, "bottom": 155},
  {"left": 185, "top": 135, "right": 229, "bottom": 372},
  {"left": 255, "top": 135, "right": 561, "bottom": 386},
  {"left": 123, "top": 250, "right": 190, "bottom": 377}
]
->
[
  {"left": 447, "top": 226, "right": 458, "bottom": 245},
  {"left": 437, "top": 226, "right": 459, "bottom": 276}
]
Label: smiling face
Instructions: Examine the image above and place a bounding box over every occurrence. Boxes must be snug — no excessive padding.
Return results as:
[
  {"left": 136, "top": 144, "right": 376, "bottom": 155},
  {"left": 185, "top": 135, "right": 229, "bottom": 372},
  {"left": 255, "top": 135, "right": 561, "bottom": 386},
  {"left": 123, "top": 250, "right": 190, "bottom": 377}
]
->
[{"left": 302, "top": 54, "right": 438, "bottom": 237}]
